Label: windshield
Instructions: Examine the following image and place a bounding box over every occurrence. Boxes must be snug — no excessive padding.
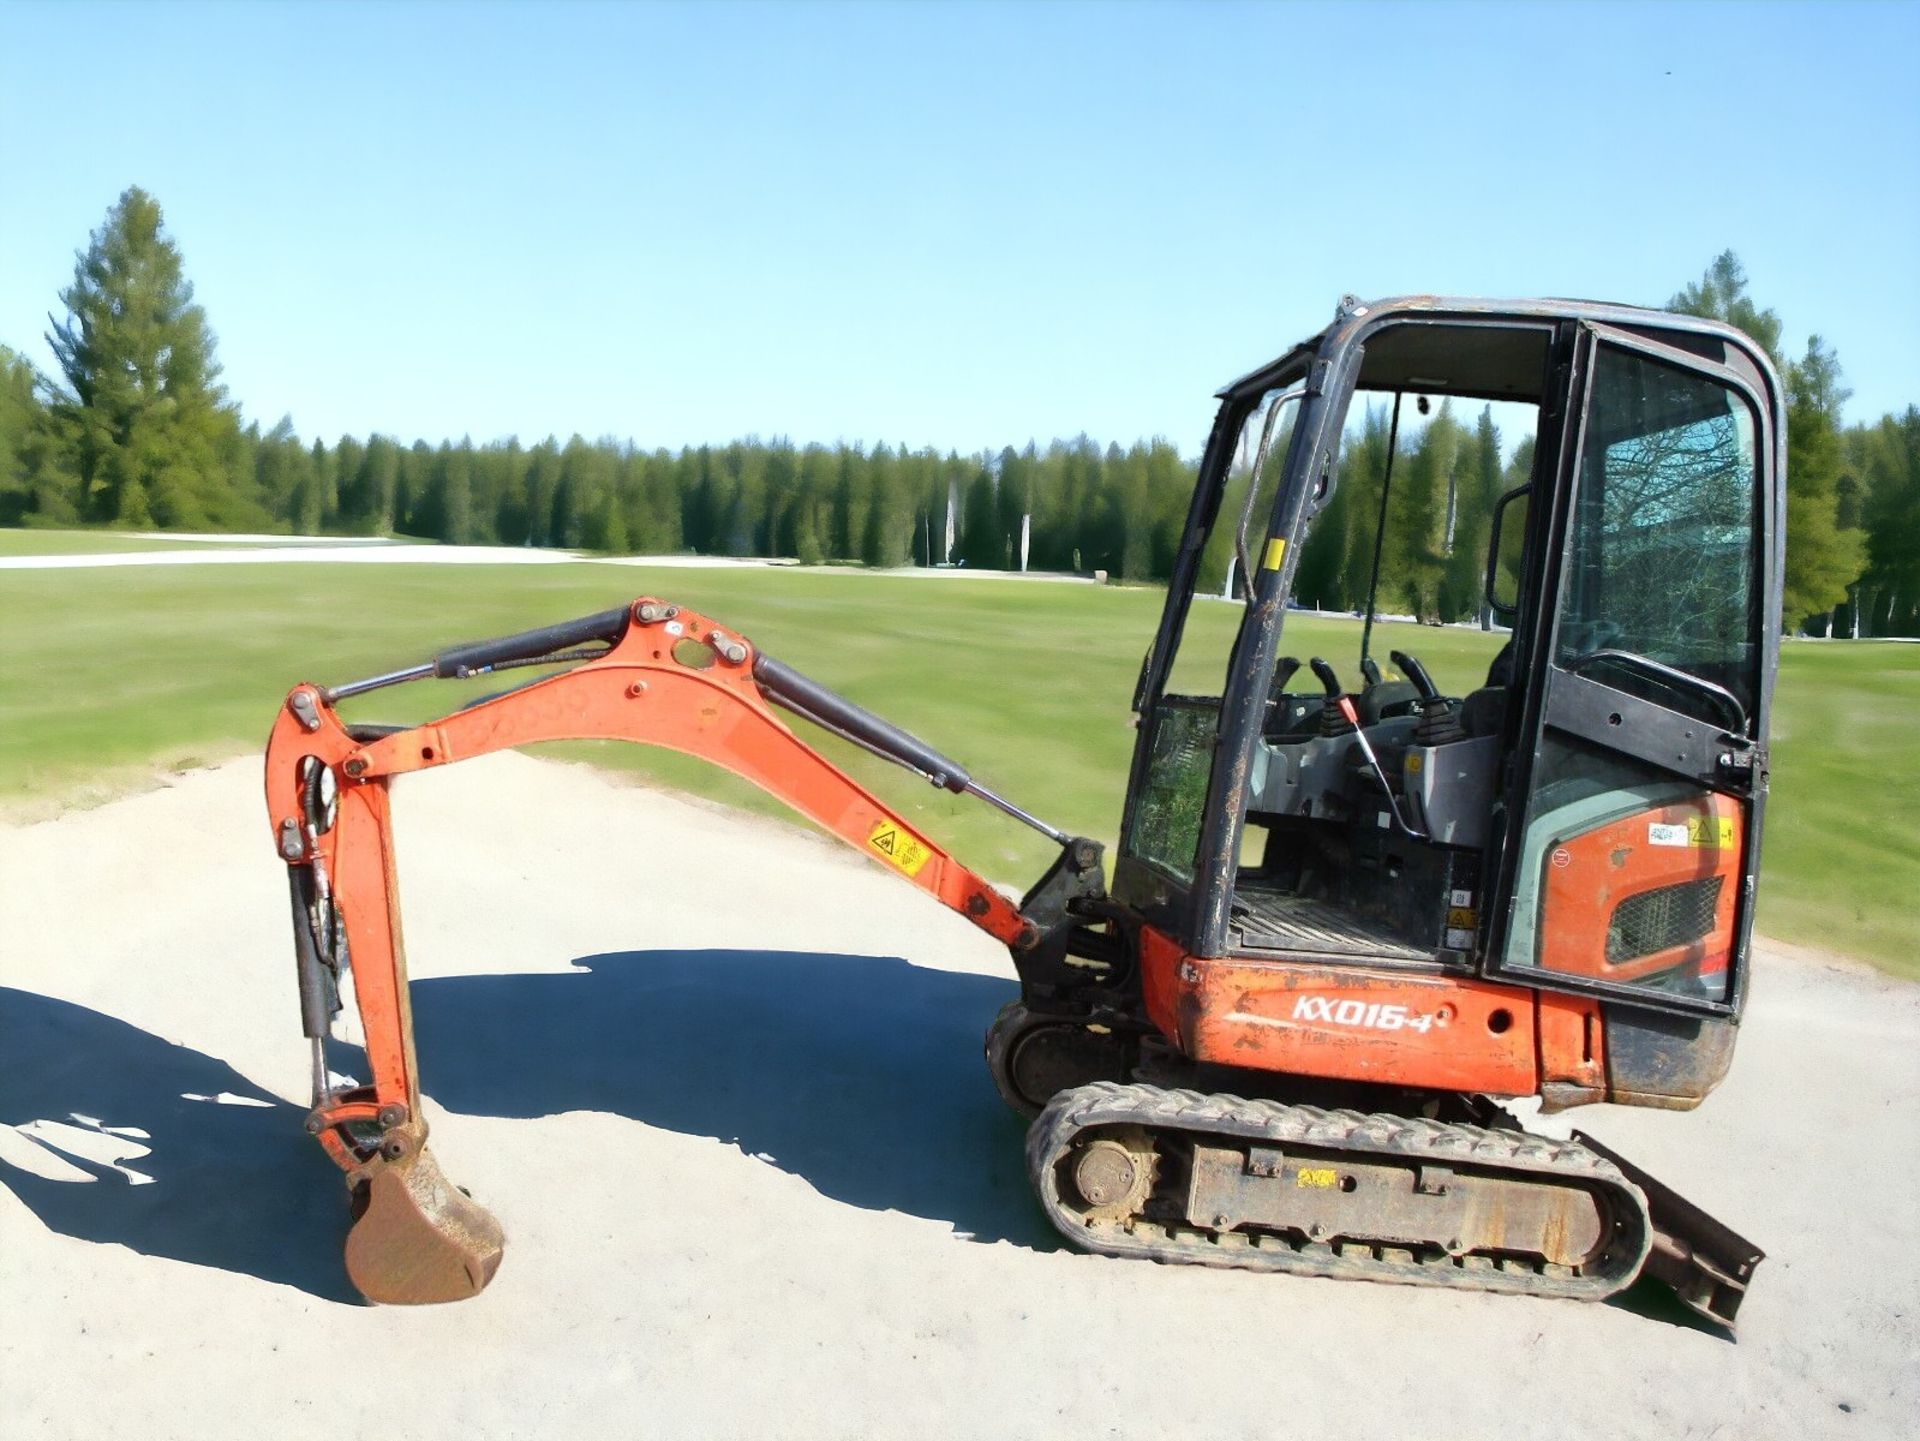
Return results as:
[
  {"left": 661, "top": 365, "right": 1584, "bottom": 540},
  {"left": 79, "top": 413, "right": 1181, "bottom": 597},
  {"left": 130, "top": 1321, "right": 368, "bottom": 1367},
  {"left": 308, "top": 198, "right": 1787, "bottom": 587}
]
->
[{"left": 1286, "top": 389, "right": 1541, "bottom": 701}]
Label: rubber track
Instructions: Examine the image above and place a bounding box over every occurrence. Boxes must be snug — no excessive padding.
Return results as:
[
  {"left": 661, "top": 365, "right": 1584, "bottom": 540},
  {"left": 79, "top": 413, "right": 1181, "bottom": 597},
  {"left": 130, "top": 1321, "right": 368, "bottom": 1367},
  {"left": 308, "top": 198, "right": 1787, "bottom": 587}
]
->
[{"left": 1028, "top": 1081, "right": 1653, "bottom": 1303}]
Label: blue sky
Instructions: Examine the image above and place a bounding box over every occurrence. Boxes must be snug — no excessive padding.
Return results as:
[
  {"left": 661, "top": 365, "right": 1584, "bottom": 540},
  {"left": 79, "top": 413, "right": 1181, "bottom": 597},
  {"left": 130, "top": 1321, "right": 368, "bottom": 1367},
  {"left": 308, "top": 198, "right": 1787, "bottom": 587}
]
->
[{"left": 1, "top": 0, "right": 1914, "bottom": 456}]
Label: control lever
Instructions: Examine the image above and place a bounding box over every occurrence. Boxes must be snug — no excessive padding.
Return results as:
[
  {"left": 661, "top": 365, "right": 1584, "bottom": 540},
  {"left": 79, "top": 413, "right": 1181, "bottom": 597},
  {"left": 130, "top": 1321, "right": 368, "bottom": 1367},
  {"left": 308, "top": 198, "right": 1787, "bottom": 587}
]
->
[
  {"left": 1264, "top": 656, "right": 1304, "bottom": 735},
  {"left": 1335, "top": 694, "right": 1429, "bottom": 840},
  {"left": 1310, "top": 658, "right": 1353, "bottom": 736},
  {"left": 1388, "top": 649, "right": 1437, "bottom": 700},
  {"left": 1360, "top": 656, "right": 1383, "bottom": 688},
  {"left": 1391, "top": 649, "right": 1466, "bottom": 746}
]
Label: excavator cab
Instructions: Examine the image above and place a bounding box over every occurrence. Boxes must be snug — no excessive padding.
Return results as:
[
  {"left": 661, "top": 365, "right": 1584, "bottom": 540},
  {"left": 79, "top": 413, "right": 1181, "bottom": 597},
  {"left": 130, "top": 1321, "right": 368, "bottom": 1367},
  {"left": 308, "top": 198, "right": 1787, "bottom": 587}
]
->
[{"left": 1117, "top": 298, "right": 1781, "bottom": 1113}]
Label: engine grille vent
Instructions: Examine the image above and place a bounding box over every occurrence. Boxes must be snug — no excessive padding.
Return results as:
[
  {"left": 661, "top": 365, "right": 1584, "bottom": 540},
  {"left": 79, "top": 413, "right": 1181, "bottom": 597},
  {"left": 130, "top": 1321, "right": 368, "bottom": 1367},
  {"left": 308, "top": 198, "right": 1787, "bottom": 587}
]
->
[{"left": 1607, "top": 876, "right": 1723, "bottom": 963}]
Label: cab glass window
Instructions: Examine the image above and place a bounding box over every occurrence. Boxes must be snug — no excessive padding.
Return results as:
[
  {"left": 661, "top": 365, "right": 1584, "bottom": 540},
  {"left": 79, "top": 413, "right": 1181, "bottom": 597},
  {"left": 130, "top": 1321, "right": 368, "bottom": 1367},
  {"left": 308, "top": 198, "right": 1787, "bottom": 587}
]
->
[
  {"left": 1556, "top": 346, "right": 1762, "bottom": 724},
  {"left": 1161, "top": 380, "right": 1304, "bottom": 697},
  {"left": 1130, "top": 378, "right": 1303, "bottom": 884}
]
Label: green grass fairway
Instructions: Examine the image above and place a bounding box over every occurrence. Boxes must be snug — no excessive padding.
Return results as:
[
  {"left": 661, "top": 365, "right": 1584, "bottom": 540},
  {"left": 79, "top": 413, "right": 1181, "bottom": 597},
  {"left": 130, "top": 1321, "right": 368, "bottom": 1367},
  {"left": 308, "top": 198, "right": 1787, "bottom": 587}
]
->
[
  {"left": 1, "top": 560, "right": 1912, "bottom": 976},
  {"left": 0, "top": 529, "right": 428, "bottom": 556},
  {"left": 0, "top": 529, "right": 238, "bottom": 555}
]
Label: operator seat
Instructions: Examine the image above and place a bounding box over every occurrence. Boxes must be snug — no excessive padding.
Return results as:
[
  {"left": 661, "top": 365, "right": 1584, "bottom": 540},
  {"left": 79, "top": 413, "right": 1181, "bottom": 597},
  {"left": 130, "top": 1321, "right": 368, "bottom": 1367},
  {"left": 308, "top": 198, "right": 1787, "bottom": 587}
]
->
[{"left": 1358, "top": 679, "right": 1422, "bottom": 726}]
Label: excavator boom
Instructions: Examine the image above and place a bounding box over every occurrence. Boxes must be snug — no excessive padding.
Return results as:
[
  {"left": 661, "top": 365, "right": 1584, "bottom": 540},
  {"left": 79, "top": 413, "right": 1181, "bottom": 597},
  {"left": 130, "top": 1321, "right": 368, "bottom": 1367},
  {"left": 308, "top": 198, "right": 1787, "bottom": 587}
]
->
[{"left": 265, "top": 596, "right": 1104, "bottom": 1302}]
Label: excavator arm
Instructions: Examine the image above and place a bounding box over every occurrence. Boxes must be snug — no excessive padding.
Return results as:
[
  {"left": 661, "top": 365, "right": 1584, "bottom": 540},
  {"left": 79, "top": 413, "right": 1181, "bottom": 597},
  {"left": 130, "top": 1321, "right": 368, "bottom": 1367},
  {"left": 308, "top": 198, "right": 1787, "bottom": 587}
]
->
[{"left": 263, "top": 596, "right": 1106, "bottom": 1303}]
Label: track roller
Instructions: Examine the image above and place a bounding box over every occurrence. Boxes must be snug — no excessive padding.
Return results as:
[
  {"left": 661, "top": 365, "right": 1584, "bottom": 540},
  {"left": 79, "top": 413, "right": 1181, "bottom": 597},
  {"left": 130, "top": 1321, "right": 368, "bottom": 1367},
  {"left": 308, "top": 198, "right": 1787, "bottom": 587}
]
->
[{"left": 1028, "top": 1081, "right": 1654, "bottom": 1305}]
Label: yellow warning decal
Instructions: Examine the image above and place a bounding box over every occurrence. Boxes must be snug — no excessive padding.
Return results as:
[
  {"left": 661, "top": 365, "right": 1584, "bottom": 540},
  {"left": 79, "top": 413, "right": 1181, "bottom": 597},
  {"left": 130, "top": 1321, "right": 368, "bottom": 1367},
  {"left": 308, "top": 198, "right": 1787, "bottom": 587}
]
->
[
  {"left": 1447, "top": 906, "right": 1477, "bottom": 929},
  {"left": 1296, "top": 1167, "right": 1337, "bottom": 1189},
  {"left": 1261, "top": 537, "right": 1288, "bottom": 572},
  {"left": 867, "top": 819, "right": 932, "bottom": 878},
  {"left": 1687, "top": 816, "right": 1737, "bottom": 848}
]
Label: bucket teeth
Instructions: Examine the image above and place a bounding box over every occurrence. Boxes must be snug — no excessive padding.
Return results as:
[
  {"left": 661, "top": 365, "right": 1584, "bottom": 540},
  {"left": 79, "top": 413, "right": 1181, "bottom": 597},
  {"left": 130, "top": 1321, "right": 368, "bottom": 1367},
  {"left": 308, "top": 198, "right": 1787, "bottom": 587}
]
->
[{"left": 343, "top": 1143, "right": 505, "bottom": 1304}]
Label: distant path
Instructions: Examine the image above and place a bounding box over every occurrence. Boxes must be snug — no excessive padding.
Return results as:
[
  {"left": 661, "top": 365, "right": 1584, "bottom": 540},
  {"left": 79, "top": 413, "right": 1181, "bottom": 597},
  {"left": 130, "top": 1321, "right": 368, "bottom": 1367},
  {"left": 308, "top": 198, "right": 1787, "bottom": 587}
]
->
[
  {"left": 0, "top": 544, "right": 585, "bottom": 570},
  {"left": 0, "top": 539, "right": 1095, "bottom": 581}
]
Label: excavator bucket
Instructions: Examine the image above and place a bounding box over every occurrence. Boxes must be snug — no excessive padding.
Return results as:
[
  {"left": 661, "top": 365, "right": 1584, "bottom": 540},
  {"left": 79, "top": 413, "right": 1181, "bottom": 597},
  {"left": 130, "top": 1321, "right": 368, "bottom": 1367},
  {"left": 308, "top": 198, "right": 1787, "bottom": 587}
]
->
[{"left": 343, "top": 1143, "right": 505, "bottom": 1305}]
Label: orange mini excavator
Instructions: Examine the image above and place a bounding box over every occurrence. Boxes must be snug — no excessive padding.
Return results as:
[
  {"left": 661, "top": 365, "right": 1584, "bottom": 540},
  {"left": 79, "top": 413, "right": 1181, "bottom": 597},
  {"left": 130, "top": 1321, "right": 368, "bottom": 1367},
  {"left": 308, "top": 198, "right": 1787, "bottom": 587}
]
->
[{"left": 266, "top": 297, "right": 1777, "bottom": 1322}]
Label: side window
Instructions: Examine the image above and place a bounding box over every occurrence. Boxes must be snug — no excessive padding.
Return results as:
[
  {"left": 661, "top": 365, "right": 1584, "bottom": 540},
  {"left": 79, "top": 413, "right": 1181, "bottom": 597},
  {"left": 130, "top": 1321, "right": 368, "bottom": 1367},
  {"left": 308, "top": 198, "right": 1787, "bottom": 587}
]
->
[
  {"left": 1124, "top": 704, "right": 1217, "bottom": 886},
  {"left": 1161, "top": 383, "right": 1302, "bottom": 697},
  {"left": 1557, "top": 346, "right": 1761, "bottom": 722},
  {"left": 1129, "top": 381, "right": 1301, "bottom": 884}
]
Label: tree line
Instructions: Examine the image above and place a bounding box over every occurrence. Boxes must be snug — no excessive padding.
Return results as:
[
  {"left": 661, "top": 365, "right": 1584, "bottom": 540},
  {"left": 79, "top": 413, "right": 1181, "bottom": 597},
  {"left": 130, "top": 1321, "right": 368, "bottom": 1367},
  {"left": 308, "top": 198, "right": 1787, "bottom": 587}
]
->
[{"left": 1, "top": 190, "right": 1915, "bottom": 634}]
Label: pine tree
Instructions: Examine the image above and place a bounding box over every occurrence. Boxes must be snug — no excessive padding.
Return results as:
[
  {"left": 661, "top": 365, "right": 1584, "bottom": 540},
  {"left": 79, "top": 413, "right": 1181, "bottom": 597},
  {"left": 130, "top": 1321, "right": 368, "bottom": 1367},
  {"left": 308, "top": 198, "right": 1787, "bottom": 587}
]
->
[
  {"left": 254, "top": 417, "right": 310, "bottom": 529},
  {"left": 1, "top": 342, "right": 85, "bottom": 525},
  {"left": 308, "top": 437, "right": 337, "bottom": 532},
  {"left": 727, "top": 444, "right": 769, "bottom": 556},
  {"left": 441, "top": 441, "right": 475, "bottom": 544},
  {"left": 524, "top": 441, "right": 561, "bottom": 546},
  {"left": 790, "top": 444, "right": 837, "bottom": 564},
  {"left": 1110, "top": 444, "right": 1153, "bottom": 580},
  {"left": 332, "top": 434, "right": 366, "bottom": 531},
  {"left": 959, "top": 466, "right": 1002, "bottom": 568},
  {"left": 830, "top": 445, "right": 867, "bottom": 560},
  {"left": 1143, "top": 440, "right": 1188, "bottom": 581},
  {"left": 0, "top": 346, "right": 43, "bottom": 524},
  {"left": 644, "top": 448, "right": 685, "bottom": 553},
  {"left": 490, "top": 441, "right": 531, "bottom": 545},
  {"left": 42, "top": 187, "right": 246, "bottom": 529},
  {"left": 1389, "top": 404, "right": 1456, "bottom": 619},
  {"left": 861, "top": 443, "right": 911, "bottom": 566},
  {"left": 363, "top": 437, "right": 400, "bottom": 535},
  {"left": 1493, "top": 438, "right": 1534, "bottom": 604},
  {"left": 1859, "top": 407, "right": 1920, "bottom": 636},
  {"left": 1669, "top": 252, "right": 1868, "bottom": 632},
  {"left": 399, "top": 441, "right": 431, "bottom": 533},
  {"left": 1435, "top": 407, "right": 1500, "bottom": 622},
  {"left": 1781, "top": 337, "right": 1866, "bottom": 627},
  {"left": 1667, "top": 251, "right": 1784, "bottom": 357}
]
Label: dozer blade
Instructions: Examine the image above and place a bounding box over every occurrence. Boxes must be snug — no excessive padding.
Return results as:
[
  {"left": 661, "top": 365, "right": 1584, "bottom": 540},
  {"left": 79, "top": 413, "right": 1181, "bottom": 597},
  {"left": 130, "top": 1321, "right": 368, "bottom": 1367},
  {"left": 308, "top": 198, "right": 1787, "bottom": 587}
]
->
[
  {"left": 1574, "top": 1131, "right": 1763, "bottom": 1329},
  {"left": 344, "top": 1144, "right": 505, "bottom": 1304}
]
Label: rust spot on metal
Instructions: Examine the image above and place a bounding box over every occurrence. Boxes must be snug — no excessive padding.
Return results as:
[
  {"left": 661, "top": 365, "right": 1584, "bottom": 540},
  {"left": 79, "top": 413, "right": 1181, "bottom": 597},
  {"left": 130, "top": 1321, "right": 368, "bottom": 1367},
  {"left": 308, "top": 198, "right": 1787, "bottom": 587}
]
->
[{"left": 343, "top": 1140, "right": 505, "bottom": 1305}]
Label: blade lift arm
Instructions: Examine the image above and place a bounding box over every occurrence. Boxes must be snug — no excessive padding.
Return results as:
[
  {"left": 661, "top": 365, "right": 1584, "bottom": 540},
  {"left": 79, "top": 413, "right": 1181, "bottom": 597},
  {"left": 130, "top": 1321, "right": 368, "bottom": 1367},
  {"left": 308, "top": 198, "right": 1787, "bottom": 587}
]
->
[{"left": 263, "top": 596, "right": 1109, "bottom": 1302}]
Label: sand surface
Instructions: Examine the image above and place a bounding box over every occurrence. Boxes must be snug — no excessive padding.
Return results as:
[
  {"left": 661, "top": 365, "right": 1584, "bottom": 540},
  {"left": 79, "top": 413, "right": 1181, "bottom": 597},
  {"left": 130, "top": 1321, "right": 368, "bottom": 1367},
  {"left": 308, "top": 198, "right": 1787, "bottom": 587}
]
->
[{"left": 2, "top": 755, "right": 1913, "bottom": 1440}]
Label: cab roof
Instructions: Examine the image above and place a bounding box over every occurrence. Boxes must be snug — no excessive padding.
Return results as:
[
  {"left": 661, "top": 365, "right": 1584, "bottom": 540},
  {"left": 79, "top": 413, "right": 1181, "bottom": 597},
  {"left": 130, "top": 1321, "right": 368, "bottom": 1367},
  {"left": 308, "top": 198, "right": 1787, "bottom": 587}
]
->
[{"left": 1217, "top": 295, "right": 1782, "bottom": 408}]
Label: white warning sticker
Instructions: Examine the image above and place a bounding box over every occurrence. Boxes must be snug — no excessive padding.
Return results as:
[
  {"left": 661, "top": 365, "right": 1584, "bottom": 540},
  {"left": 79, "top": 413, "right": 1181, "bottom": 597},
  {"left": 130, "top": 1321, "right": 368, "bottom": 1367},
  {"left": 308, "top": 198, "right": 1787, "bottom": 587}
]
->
[
  {"left": 1648, "top": 823, "right": 1690, "bottom": 848},
  {"left": 1449, "top": 889, "right": 1473, "bottom": 908}
]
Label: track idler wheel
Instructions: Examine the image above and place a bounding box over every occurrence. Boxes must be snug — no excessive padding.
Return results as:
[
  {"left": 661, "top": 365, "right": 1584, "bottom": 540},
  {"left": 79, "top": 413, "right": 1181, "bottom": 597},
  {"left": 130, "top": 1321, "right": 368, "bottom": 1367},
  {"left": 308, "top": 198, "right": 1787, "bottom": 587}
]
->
[
  {"left": 984, "top": 1002, "right": 1132, "bottom": 1118},
  {"left": 343, "top": 1138, "right": 505, "bottom": 1304},
  {"left": 1065, "top": 1126, "right": 1157, "bottom": 1222}
]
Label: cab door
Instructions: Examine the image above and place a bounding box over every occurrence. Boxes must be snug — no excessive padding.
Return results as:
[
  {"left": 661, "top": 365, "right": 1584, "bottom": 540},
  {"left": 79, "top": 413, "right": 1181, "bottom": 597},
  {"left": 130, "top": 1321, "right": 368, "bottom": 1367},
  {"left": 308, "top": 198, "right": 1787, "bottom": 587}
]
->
[{"left": 1486, "top": 324, "right": 1778, "bottom": 1017}]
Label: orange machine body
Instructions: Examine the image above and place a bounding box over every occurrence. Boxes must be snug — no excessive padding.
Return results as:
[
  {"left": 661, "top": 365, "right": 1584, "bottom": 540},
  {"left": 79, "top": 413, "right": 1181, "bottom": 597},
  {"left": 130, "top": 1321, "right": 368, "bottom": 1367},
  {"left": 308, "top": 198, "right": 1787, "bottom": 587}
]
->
[
  {"left": 1137, "top": 927, "right": 1605, "bottom": 1102},
  {"left": 1529, "top": 793, "right": 1743, "bottom": 991}
]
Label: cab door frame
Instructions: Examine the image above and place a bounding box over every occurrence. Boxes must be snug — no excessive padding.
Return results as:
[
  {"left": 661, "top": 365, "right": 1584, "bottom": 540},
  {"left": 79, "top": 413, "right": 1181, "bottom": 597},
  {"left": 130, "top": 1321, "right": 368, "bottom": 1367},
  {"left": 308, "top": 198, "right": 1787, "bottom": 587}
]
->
[{"left": 1481, "top": 321, "right": 1784, "bottom": 1020}]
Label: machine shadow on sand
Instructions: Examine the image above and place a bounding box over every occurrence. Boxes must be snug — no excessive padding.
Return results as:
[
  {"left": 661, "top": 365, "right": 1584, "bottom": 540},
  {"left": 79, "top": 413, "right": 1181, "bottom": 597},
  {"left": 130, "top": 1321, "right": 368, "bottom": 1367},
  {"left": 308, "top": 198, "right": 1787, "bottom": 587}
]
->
[
  {"left": 409, "top": 949, "right": 1057, "bottom": 1251},
  {"left": 0, "top": 957, "right": 1045, "bottom": 1307},
  {"left": 0, "top": 986, "right": 361, "bottom": 1303},
  {"left": 0, "top": 968, "right": 1720, "bottom": 1326}
]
